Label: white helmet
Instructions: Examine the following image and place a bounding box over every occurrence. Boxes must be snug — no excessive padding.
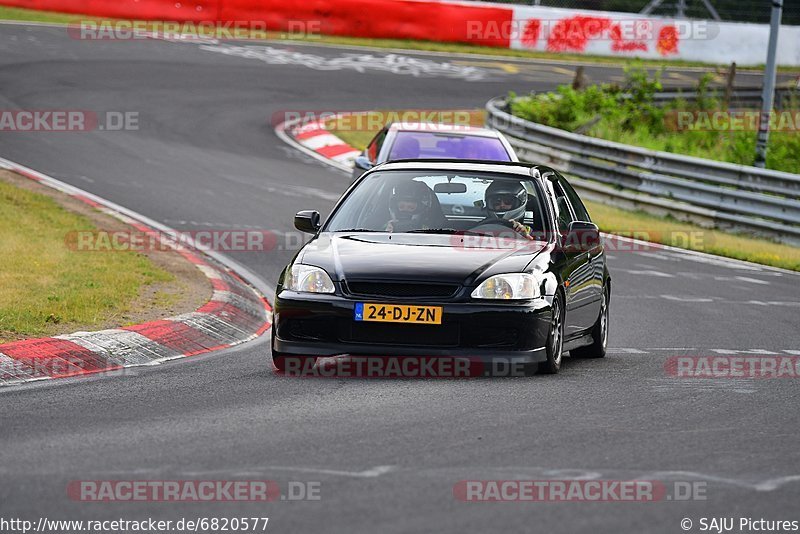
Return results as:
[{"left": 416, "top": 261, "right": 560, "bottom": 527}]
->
[{"left": 485, "top": 180, "right": 527, "bottom": 222}]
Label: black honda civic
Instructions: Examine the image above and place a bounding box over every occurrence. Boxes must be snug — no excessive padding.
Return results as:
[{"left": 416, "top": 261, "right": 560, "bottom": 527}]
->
[{"left": 272, "top": 160, "right": 610, "bottom": 375}]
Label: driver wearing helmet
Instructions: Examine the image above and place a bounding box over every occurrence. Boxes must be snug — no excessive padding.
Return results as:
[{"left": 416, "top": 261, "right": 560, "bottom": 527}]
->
[
  {"left": 481, "top": 180, "right": 534, "bottom": 240},
  {"left": 386, "top": 180, "right": 438, "bottom": 233}
]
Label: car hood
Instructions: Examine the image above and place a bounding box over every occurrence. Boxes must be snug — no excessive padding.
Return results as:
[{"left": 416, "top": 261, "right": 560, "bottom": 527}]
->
[{"left": 298, "top": 232, "right": 548, "bottom": 285}]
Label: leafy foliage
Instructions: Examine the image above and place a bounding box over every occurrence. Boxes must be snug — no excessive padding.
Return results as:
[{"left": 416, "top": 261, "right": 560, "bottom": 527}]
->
[{"left": 510, "top": 64, "right": 799, "bottom": 174}]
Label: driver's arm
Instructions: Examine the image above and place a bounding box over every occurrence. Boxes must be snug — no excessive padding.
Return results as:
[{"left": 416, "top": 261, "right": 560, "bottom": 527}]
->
[{"left": 511, "top": 220, "right": 535, "bottom": 240}]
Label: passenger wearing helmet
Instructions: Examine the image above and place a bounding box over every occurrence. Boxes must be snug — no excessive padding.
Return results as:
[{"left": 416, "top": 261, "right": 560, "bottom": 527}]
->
[
  {"left": 385, "top": 180, "right": 442, "bottom": 233},
  {"left": 479, "top": 180, "right": 534, "bottom": 239}
]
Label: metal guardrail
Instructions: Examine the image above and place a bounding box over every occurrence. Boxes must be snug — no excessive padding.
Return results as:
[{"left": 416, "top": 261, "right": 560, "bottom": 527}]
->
[
  {"left": 647, "top": 86, "right": 797, "bottom": 109},
  {"left": 486, "top": 97, "right": 800, "bottom": 244}
]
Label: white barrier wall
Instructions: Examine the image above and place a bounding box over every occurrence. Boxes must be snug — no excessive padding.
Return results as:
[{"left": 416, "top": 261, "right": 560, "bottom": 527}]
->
[{"left": 506, "top": 5, "right": 800, "bottom": 66}]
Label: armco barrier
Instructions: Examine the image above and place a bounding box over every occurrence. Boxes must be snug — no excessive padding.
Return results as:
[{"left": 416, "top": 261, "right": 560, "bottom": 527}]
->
[
  {"left": 648, "top": 87, "right": 796, "bottom": 111},
  {"left": 3, "top": 0, "right": 799, "bottom": 65},
  {"left": 486, "top": 97, "right": 800, "bottom": 245}
]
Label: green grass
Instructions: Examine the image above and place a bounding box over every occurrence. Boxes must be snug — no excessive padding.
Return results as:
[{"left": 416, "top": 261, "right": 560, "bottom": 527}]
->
[
  {"left": 584, "top": 201, "right": 800, "bottom": 271},
  {"left": 0, "top": 179, "right": 173, "bottom": 343},
  {"left": 586, "top": 122, "right": 800, "bottom": 174},
  {"left": 2, "top": 5, "right": 798, "bottom": 71},
  {"left": 0, "top": 5, "right": 105, "bottom": 24},
  {"left": 324, "top": 111, "right": 800, "bottom": 271}
]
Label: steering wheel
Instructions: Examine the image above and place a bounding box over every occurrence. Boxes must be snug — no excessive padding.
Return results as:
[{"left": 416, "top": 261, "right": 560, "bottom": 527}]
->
[{"left": 470, "top": 218, "right": 517, "bottom": 235}]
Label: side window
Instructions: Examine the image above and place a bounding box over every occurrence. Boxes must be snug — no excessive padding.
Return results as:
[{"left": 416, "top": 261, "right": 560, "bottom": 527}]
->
[
  {"left": 549, "top": 181, "right": 576, "bottom": 235},
  {"left": 366, "top": 128, "right": 387, "bottom": 163},
  {"left": 559, "top": 177, "right": 591, "bottom": 222}
]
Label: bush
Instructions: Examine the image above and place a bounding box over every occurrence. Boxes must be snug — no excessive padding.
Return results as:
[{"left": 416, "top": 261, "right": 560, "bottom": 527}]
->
[{"left": 509, "top": 65, "right": 799, "bottom": 174}]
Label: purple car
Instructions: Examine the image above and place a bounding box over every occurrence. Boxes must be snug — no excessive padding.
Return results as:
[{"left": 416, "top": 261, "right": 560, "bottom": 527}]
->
[{"left": 351, "top": 122, "right": 518, "bottom": 182}]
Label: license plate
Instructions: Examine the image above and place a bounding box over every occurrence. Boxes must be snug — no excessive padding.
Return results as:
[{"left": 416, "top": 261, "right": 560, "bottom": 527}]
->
[{"left": 354, "top": 303, "right": 442, "bottom": 324}]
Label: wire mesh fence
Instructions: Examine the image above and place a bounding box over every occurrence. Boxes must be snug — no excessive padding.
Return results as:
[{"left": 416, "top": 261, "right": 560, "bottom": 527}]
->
[{"left": 471, "top": 1, "right": 799, "bottom": 25}]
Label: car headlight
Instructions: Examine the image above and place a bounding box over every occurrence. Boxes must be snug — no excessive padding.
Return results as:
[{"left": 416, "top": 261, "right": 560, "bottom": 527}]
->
[
  {"left": 286, "top": 264, "right": 335, "bottom": 294},
  {"left": 471, "top": 273, "right": 540, "bottom": 300}
]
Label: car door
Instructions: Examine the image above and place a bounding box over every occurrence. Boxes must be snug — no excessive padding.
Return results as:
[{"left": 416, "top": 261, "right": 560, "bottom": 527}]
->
[
  {"left": 546, "top": 174, "right": 599, "bottom": 335},
  {"left": 559, "top": 175, "right": 604, "bottom": 308}
]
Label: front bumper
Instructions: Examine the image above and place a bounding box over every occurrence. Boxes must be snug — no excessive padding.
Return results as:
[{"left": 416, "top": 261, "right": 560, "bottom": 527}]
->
[{"left": 272, "top": 291, "right": 553, "bottom": 364}]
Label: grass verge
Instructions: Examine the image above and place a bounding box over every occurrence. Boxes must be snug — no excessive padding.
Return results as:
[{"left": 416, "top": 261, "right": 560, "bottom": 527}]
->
[
  {"left": 0, "top": 171, "right": 209, "bottom": 343},
  {"left": 323, "top": 111, "right": 800, "bottom": 272},
  {"left": 1, "top": 5, "right": 796, "bottom": 71},
  {"left": 584, "top": 201, "right": 800, "bottom": 271}
]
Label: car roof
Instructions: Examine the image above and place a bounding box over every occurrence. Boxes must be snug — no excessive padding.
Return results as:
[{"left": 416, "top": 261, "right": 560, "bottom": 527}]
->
[
  {"left": 372, "top": 159, "right": 549, "bottom": 178},
  {"left": 387, "top": 122, "right": 500, "bottom": 137}
]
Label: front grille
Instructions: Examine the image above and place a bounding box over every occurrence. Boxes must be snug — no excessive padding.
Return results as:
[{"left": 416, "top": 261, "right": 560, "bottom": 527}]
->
[
  {"left": 345, "top": 281, "right": 459, "bottom": 299},
  {"left": 340, "top": 320, "right": 460, "bottom": 347}
]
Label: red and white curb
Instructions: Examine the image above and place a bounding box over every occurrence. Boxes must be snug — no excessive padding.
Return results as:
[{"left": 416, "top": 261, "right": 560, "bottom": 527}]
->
[
  {"left": 287, "top": 118, "right": 361, "bottom": 168},
  {"left": 0, "top": 157, "right": 272, "bottom": 387}
]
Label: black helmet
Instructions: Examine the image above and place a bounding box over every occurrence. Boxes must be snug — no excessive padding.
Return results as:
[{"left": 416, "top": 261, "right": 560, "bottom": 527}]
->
[
  {"left": 389, "top": 180, "right": 433, "bottom": 222},
  {"left": 485, "top": 180, "right": 527, "bottom": 222}
]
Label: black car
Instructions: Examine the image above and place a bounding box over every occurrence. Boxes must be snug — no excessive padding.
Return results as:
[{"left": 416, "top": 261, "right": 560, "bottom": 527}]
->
[{"left": 272, "top": 160, "right": 610, "bottom": 375}]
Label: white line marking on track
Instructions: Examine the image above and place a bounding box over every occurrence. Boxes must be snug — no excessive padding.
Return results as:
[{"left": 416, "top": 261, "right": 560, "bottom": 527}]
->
[
  {"left": 735, "top": 276, "right": 771, "bottom": 285},
  {"left": 645, "top": 347, "right": 698, "bottom": 351},
  {"left": 709, "top": 349, "right": 781, "bottom": 355},
  {"left": 619, "top": 269, "right": 675, "bottom": 277},
  {"left": 181, "top": 465, "right": 397, "bottom": 478},
  {"left": 660, "top": 295, "right": 714, "bottom": 302}
]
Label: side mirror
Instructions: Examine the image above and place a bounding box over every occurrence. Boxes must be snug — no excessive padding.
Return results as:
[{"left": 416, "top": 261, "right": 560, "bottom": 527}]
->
[
  {"left": 563, "top": 221, "right": 600, "bottom": 253},
  {"left": 294, "top": 210, "right": 321, "bottom": 234},
  {"left": 354, "top": 155, "right": 373, "bottom": 171}
]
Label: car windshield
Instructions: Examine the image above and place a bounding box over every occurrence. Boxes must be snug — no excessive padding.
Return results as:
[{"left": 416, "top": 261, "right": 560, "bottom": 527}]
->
[
  {"left": 387, "top": 131, "right": 511, "bottom": 161},
  {"left": 325, "top": 170, "right": 548, "bottom": 240}
]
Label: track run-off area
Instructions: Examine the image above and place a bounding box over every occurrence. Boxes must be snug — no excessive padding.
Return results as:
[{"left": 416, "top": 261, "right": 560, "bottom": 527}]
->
[{"left": 1, "top": 23, "right": 799, "bottom": 533}]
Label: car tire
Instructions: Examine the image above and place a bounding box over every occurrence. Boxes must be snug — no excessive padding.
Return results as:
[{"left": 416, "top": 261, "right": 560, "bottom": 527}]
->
[
  {"left": 571, "top": 285, "right": 609, "bottom": 359},
  {"left": 536, "top": 293, "right": 565, "bottom": 375}
]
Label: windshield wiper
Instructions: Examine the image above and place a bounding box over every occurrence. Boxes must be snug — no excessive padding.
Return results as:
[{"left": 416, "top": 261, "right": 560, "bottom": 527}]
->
[{"left": 334, "top": 228, "right": 382, "bottom": 233}]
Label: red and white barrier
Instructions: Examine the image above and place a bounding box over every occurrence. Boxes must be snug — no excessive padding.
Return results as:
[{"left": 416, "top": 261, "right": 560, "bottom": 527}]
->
[
  {"left": 507, "top": 5, "right": 800, "bottom": 66},
  {"left": 1, "top": 0, "right": 798, "bottom": 66}
]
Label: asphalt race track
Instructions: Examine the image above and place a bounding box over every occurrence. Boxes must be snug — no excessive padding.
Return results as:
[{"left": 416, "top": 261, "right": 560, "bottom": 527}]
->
[{"left": 1, "top": 23, "right": 799, "bottom": 533}]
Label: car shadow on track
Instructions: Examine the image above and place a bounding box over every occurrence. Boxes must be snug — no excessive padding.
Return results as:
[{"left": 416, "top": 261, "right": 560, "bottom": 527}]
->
[{"left": 267, "top": 354, "right": 595, "bottom": 380}]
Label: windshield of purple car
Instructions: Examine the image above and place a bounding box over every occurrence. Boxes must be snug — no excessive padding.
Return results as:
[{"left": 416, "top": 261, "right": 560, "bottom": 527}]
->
[
  {"left": 324, "top": 171, "right": 548, "bottom": 239},
  {"left": 387, "top": 132, "right": 511, "bottom": 161}
]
